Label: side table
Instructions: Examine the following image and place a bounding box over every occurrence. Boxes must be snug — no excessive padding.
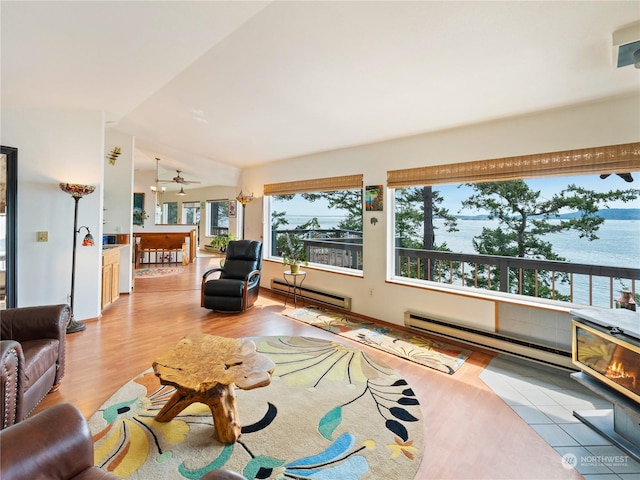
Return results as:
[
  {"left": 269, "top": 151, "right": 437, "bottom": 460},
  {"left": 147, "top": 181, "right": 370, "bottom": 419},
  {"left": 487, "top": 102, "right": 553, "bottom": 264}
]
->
[{"left": 283, "top": 270, "right": 306, "bottom": 307}]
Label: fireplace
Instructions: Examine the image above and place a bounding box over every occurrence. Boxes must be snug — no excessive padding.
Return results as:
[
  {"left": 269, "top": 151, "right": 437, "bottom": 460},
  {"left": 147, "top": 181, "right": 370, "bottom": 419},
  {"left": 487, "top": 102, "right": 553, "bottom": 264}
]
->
[
  {"left": 573, "top": 321, "right": 640, "bottom": 404},
  {"left": 570, "top": 308, "right": 640, "bottom": 462}
]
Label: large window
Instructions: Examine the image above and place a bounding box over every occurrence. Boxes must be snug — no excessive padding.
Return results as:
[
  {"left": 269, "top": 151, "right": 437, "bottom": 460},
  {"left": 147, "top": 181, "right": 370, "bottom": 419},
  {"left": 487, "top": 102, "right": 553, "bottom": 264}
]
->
[
  {"left": 206, "top": 200, "right": 229, "bottom": 236},
  {"left": 265, "top": 175, "right": 364, "bottom": 273},
  {"left": 182, "top": 201, "right": 200, "bottom": 225},
  {"left": 160, "top": 202, "right": 178, "bottom": 224},
  {"left": 388, "top": 143, "right": 640, "bottom": 308}
]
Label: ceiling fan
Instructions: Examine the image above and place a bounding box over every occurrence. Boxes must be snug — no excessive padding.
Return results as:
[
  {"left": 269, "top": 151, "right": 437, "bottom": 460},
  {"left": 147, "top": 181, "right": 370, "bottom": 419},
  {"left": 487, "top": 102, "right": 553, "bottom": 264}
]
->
[
  {"left": 153, "top": 158, "right": 201, "bottom": 185},
  {"left": 159, "top": 170, "right": 201, "bottom": 185}
]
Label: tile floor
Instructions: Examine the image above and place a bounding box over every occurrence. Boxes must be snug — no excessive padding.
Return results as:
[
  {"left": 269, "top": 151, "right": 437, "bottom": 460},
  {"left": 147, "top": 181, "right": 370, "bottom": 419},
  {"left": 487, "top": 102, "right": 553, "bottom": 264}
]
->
[{"left": 479, "top": 355, "right": 640, "bottom": 480}]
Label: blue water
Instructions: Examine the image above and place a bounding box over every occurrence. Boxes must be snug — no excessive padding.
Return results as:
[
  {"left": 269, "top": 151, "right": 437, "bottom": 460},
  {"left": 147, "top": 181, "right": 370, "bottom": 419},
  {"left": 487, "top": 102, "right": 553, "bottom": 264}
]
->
[{"left": 434, "top": 218, "right": 639, "bottom": 269}]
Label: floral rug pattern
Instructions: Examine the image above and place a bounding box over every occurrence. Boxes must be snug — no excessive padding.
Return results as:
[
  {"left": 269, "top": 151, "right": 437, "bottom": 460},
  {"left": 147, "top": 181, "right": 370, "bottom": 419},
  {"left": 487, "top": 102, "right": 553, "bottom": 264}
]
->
[
  {"left": 135, "top": 267, "right": 184, "bottom": 278},
  {"left": 283, "top": 306, "right": 472, "bottom": 374},
  {"left": 89, "top": 336, "right": 424, "bottom": 479}
]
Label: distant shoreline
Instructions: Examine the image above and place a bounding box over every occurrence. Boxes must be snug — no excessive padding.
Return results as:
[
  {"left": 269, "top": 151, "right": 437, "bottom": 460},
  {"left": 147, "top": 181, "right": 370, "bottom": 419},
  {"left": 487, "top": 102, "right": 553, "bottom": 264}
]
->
[{"left": 455, "top": 208, "right": 640, "bottom": 221}]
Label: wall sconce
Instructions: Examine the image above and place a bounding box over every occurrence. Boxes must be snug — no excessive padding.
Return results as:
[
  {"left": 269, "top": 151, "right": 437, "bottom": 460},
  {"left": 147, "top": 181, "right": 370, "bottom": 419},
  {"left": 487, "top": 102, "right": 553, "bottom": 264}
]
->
[
  {"left": 107, "top": 147, "right": 121, "bottom": 165},
  {"left": 236, "top": 191, "right": 254, "bottom": 239},
  {"left": 59, "top": 182, "right": 96, "bottom": 334}
]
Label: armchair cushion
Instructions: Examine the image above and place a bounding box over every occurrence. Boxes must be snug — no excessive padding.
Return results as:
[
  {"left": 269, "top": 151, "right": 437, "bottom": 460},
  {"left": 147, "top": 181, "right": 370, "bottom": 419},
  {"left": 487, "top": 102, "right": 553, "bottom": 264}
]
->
[
  {"left": 21, "top": 339, "right": 60, "bottom": 390},
  {"left": 0, "top": 304, "right": 70, "bottom": 428},
  {"left": 0, "top": 402, "right": 119, "bottom": 480},
  {"left": 201, "top": 240, "right": 262, "bottom": 312}
]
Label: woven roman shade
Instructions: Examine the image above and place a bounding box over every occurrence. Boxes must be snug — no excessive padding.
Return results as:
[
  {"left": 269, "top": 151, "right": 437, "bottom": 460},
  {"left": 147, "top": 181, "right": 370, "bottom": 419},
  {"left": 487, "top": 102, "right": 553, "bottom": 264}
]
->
[
  {"left": 387, "top": 142, "right": 640, "bottom": 188},
  {"left": 264, "top": 174, "right": 363, "bottom": 196}
]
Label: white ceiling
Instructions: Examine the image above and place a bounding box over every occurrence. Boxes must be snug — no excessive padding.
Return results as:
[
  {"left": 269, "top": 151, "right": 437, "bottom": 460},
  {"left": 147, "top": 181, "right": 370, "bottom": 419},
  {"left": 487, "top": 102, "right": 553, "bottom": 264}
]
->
[{"left": 2, "top": 1, "right": 639, "bottom": 187}]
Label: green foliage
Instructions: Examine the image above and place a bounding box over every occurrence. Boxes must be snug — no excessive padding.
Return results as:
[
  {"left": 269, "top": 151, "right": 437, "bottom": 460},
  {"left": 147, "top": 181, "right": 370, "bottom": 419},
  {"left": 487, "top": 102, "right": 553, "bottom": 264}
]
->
[
  {"left": 394, "top": 187, "right": 458, "bottom": 249},
  {"left": 271, "top": 210, "right": 289, "bottom": 230},
  {"left": 461, "top": 180, "right": 639, "bottom": 299},
  {"left": 132, "top": 209, "right": 148, "bottom": 226},
  {"left": 394, "top": 187, "right": 459, "bottom": 279},
  {"left": 276, "top": 191, "right": 363, "bottom": 232},
  {"left": 209, "top": 233, "right": 237, "bottom": 251},
  {"left": 281, "top": 233, "right": 308, "bottom": 266},
  {"left": 301, "top": 190, "right": 363, "bottom": 231}
]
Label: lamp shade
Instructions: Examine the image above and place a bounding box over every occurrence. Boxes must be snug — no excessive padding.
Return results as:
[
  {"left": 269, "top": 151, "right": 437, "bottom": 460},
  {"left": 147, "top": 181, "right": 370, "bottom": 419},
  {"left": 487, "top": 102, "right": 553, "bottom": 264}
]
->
[
  {"left": 236, "top": 191, "right": 254, "bottom": 206},
  {"left": 82, "top": 232, "right": 94, "bottom": 246},
  {"left": 59, "top": 183, "right": 95, "bottom": 198}
]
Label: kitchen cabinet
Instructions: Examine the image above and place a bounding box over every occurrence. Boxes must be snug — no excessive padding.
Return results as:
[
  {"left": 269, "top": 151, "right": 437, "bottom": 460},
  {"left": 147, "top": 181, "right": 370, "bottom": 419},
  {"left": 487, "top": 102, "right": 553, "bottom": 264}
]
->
[{"left": 102, "top": 247, "right": 120, "bottom": 310}]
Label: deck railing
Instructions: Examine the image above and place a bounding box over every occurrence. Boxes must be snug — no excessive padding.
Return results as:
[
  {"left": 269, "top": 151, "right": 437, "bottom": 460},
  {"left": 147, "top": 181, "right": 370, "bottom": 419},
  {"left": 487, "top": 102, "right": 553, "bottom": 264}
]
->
[
  {"left": 395, "top": 247, "right": 639, "bottom": 308},
  {"left": 272, "top": 229, "right": 363, "bottom": 270},
  {"left": 270, "top": 229, "right": 638, "bottom": 308}
]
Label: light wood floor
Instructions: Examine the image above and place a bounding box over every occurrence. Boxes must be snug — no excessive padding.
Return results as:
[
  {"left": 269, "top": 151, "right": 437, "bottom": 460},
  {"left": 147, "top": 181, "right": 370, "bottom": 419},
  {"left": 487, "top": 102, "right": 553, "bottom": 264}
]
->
[{"left": 35, "top": 256, "right": 582, "bottom": 480}]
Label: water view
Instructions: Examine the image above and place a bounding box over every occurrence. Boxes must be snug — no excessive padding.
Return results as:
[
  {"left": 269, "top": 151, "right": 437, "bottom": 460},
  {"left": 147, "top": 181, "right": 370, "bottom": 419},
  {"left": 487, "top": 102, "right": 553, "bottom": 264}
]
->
[{"left": 280, "top": 214, "right": 639, "bottom": 308}]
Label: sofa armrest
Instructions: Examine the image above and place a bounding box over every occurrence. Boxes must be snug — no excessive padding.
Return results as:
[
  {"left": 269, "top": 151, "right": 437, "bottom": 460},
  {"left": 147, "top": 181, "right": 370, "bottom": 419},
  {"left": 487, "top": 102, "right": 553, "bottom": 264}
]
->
[
  {"left": 0, "top": 340, "right": 24, "bottom": 429},
  {"left": 1, "top": 304, "right": 70, "bottom": 342},
  {"left": 1, "top": 304, "right": 69, "bottom": 384},
  {"left": 0, "top": 403, "right": 98, "bottom": 480}
]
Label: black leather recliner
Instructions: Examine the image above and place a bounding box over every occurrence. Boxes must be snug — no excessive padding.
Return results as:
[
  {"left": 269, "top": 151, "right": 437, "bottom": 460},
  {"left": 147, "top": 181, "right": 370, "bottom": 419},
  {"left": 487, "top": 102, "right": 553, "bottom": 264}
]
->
[{"left": 201, "top": 240, "right": 262, "bottom": 312}]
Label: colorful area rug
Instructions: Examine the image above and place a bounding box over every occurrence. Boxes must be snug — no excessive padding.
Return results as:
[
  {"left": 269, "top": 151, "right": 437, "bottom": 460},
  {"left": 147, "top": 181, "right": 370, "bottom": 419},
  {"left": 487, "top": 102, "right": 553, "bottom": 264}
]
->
[
  {"left": 89, "top": 336, "right": 424, "bottom": 479},
  {"left": 135, "top": 267, "right": 183, "bottom": 278},
  {"left": 283, "top": 307, "right": 472, "bottom": 375}
]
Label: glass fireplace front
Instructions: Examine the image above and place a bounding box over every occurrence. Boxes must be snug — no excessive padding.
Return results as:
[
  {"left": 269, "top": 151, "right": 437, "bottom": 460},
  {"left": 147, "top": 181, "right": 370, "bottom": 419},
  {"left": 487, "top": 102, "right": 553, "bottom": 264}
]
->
[{"left": 573, "top": 320, "right": 640, "bottom": 404}]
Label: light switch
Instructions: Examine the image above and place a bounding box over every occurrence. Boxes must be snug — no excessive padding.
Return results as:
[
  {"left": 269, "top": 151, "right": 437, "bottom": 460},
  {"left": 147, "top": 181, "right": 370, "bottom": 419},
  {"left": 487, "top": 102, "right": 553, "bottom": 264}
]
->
[{"left": 37, "top": 231, "right": 48, "bottom": 242}]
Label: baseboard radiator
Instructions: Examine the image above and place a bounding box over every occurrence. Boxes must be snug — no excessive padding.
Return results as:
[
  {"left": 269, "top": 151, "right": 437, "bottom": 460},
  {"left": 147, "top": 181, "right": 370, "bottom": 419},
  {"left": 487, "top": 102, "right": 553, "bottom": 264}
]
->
[
  {"left": 270, "top": 278, "right": 352, "bottom": 311},
  {"left": 404, "top": 311, "right": 574, "bottom": 370}
]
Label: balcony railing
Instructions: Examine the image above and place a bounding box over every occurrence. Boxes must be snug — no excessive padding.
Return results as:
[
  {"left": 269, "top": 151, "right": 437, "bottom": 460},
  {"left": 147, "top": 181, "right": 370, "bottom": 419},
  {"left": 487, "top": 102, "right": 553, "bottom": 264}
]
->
[
  {"left": 270, "top": 230, "right": 638, "bottom": 308},
  {"left": 272, "top": 229, "right": 363, "bottom": 270},
  {"left": 396, "top": 247, "right": 639, "bottom": 308}
]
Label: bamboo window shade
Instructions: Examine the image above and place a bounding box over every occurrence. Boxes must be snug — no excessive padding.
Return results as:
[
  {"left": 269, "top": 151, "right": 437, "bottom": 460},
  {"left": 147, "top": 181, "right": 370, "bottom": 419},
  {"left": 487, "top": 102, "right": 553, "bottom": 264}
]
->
[
  {"left": 387, "top": 142, "right": 640, "bottom": 188},
  {"left": 264, "top": 174, "right": 363, "bottom": 196}
]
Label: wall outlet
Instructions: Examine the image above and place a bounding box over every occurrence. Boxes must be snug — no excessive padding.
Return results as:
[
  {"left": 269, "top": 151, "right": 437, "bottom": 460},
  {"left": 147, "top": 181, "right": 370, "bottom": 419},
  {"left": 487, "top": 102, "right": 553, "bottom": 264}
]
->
[
  {"left": 369, "top": 288, "right": 374, "bottom": 296},
  {"left": 37, "top": 231, "right": 48, "bottom": 242}
]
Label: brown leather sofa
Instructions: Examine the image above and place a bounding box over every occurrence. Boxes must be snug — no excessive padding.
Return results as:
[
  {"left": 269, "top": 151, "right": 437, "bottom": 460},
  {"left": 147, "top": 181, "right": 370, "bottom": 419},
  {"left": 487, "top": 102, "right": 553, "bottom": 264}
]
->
[
  {"left": 0, "top": 402, "right": 246, "bottom": 480},
  {"left": 0, "top": 304, "right": 69, "bottom": 429},
  {"left": 0, "top": 402, "right": 118, "bottom": 480}
]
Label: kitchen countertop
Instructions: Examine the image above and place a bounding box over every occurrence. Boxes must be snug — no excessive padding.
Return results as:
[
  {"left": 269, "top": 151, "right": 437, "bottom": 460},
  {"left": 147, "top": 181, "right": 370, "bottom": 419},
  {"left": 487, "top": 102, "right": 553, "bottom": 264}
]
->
[{"left": 102, "top": 244, "right": 128, "bottom": 251}]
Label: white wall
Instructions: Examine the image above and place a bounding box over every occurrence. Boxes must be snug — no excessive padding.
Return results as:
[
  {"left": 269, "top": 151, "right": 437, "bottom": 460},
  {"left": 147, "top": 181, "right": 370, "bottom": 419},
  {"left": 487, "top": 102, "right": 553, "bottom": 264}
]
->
[
  {"left": 1, "top": 106, "right": 105, "bottom": 320},
  {"left": 104, "top": 129, "right": 134, "bottom": 292},
  {"left": 243, "top": 94, "right": 640, "bottom": 328}
]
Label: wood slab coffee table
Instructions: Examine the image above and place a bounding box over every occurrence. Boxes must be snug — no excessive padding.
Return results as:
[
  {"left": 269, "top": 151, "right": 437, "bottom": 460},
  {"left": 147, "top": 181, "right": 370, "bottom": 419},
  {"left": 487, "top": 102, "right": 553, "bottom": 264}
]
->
[{"left": 152, "top": 333, "right": 275, "bottom": 444}]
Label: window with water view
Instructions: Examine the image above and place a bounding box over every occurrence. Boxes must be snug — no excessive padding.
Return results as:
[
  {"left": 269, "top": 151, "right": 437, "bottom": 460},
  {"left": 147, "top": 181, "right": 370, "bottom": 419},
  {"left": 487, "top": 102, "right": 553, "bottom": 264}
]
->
[
  {"left": 266, "top": 180, "right": 364, "bottom": 273},
  {"left": 391, "top": 172, "right": 640, "bottom": 308}
]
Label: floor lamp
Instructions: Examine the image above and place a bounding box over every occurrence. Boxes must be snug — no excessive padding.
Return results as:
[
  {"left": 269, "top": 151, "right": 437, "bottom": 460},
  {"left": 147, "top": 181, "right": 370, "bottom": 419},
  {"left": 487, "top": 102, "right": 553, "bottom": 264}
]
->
[
  {"left": 236, "top": 191, "right": 253, "bottom": 239},
  {"left": 59, "top": 183, "right": 96, "bottom": 334}
]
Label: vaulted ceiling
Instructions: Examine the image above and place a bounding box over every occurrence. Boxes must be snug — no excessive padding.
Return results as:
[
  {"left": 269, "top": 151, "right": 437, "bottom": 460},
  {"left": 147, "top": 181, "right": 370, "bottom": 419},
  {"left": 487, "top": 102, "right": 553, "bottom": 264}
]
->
[{"left": 2, "top": 1, "right": 639, "bottom": 186}]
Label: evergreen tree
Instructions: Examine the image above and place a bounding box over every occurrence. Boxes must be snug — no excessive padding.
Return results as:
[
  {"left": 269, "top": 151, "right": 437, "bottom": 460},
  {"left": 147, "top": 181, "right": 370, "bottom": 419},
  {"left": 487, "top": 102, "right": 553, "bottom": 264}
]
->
[{"left": 461, "top": 180, "right": 639, "bottom": 298}]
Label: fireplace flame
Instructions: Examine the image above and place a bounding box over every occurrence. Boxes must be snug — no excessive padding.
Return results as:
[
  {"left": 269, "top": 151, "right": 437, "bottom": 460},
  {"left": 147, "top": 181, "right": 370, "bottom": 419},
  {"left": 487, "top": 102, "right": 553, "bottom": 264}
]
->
[
  {"left": 605, "top": 361, "right": 636, "bottom": 389},
  {"left": 608, "top": 361, "right": 626, "bottom": 376}
]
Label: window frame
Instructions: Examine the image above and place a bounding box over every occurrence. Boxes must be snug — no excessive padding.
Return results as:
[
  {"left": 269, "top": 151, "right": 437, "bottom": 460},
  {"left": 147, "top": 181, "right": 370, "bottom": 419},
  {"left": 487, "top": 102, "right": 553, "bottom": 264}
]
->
[
  {"left": 205, "top": 199, "right": 230, "bottom": 237},
  {"left": 386, "top": 142, "right": 640, "bottom": 307},
  {"left": 264, "top": 175, "right": 365, "bottom": 276}
]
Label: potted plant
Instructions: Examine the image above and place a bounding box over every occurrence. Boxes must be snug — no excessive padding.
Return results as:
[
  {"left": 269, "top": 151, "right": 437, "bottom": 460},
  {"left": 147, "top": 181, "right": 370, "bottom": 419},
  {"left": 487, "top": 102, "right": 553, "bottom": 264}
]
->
[
  {"left": 281, "top": 233, "right": 308, "bottom": 273},
  {"left": 132, "top": 209, "right": 148, "bottom": 227},
  {"left": 209, "top": 233, "right": 236, "bottom": 253}
]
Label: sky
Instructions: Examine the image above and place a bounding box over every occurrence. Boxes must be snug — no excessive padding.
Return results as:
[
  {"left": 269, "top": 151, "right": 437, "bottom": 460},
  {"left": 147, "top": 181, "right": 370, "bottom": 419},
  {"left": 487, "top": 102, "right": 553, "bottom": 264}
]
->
[
  {"left": 272, "top": 172, "right": 640, "bottom": 217},
  {"left": 438, "top": 172, "right": 640, "bottom": 214}
]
